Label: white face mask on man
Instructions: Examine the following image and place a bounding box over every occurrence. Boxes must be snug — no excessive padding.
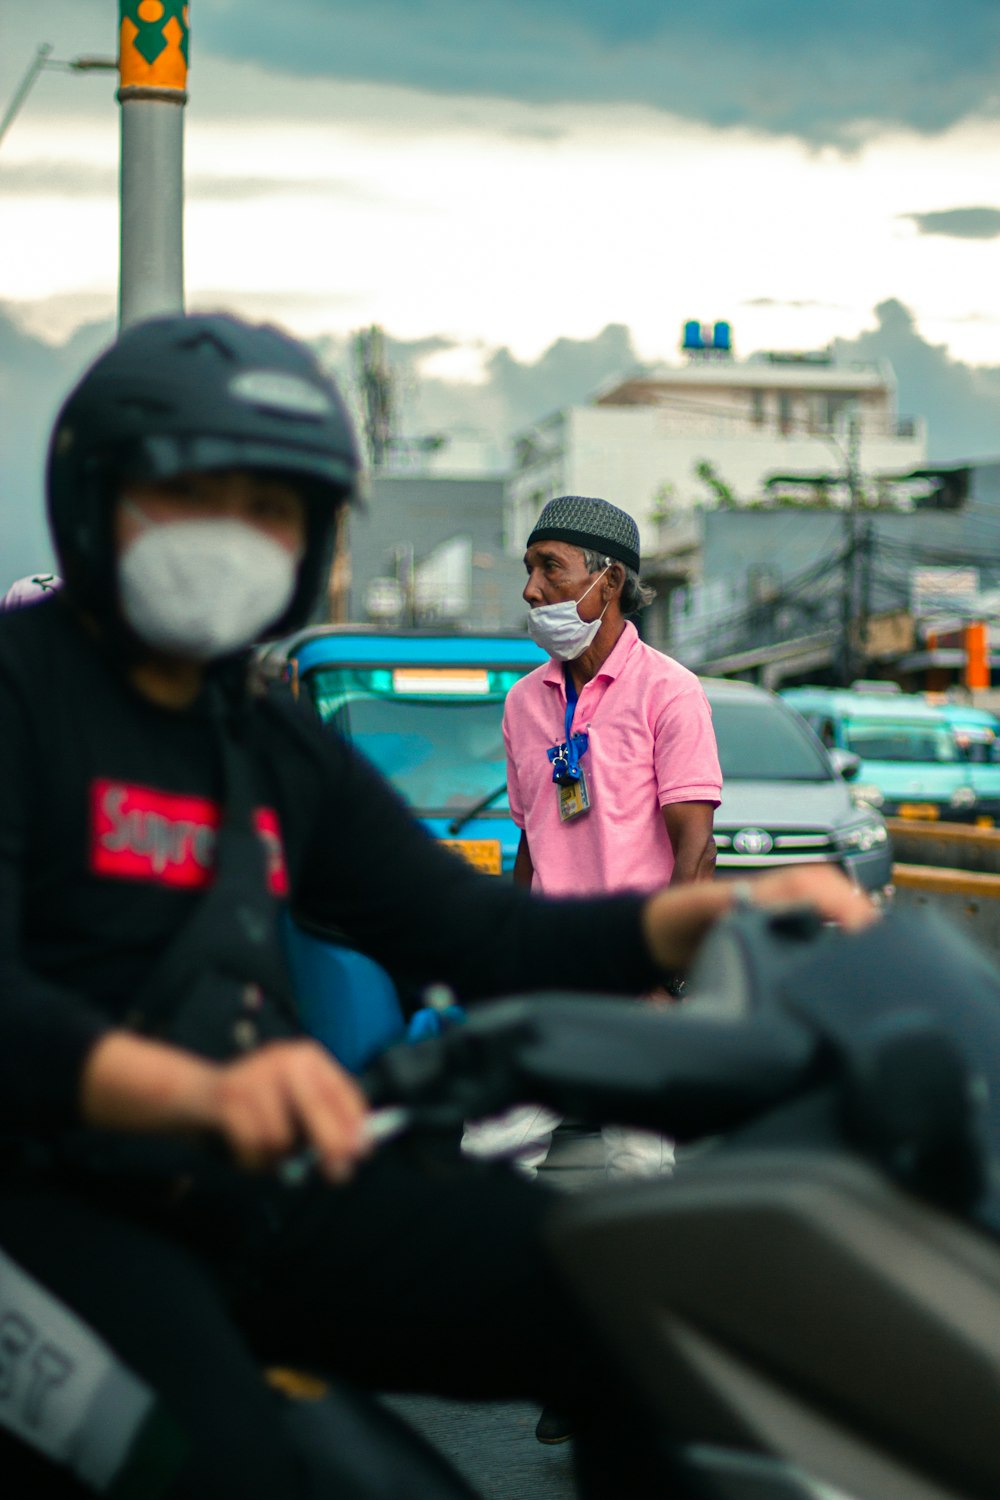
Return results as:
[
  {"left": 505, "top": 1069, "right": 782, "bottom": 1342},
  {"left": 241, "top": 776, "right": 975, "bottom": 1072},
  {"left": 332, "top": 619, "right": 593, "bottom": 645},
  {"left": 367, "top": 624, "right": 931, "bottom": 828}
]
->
[
  {"left": 118, "top": 502, "right": 301, "bottom": 661},
  {"left": 526, "top": 565, "right": 610, "bottom": 661}
]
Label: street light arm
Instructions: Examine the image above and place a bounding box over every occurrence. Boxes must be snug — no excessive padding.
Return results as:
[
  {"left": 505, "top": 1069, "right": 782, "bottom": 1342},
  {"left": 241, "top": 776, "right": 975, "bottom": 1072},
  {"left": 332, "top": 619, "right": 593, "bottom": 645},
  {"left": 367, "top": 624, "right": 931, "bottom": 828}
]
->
[
  {"left": 66, "top": 57, "right": 119, "bottom": 72},
  {"left": 0, "top": 45, "right": 117, "bottom": 150},
  {"left": 0, "top": 43, "right": 52, "bottom": 148}
]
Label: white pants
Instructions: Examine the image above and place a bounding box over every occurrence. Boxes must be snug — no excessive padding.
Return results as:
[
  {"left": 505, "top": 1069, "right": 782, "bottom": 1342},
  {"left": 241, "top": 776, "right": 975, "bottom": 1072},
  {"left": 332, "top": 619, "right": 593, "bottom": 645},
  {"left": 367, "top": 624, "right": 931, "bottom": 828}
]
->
[{"left": 461, "top": 1104, "right": 675, "bottom": 1179}]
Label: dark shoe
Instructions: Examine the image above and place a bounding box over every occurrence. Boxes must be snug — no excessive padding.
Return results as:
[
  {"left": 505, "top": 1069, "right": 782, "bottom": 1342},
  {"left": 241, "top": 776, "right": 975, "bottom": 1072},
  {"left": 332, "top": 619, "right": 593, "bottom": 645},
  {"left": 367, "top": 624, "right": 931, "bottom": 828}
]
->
[{"left": 534, "top": 1404, "right": 574, "bottom": 1444}]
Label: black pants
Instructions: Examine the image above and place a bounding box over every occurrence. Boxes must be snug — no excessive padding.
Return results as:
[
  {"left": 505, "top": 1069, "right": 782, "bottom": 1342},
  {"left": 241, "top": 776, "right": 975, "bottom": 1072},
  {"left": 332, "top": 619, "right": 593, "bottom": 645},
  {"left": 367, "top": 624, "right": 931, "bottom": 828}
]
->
[{"left": 0, "top": 1150, "right": 662, "bottom": 1498}]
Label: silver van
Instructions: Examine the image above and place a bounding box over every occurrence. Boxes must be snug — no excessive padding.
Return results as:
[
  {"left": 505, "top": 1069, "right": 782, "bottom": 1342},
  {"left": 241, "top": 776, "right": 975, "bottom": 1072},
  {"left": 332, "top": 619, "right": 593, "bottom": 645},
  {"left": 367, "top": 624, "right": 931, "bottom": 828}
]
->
[{"left": 704, "top": 678, "right": 893, "bottom": 897}]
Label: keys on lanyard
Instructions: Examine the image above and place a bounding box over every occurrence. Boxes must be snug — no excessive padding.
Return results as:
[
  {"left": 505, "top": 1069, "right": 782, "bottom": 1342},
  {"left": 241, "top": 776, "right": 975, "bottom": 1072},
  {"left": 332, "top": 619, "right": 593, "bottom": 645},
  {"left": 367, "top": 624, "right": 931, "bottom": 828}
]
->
[{"left": 546, "top": 669, "right": 592, "bottom": 821}]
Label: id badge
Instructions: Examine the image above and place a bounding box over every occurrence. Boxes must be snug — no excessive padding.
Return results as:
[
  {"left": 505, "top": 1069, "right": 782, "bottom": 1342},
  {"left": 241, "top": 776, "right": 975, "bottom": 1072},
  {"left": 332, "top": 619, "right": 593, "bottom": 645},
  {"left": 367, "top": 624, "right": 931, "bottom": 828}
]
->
[{"left": 557, "top": 764, "right": 591, "bottom": 822}]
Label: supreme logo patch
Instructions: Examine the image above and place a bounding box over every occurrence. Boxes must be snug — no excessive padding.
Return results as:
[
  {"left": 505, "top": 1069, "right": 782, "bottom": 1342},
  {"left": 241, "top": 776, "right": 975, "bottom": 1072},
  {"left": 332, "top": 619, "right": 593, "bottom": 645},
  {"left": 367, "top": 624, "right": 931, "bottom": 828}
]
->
[{"left": 90, "top": 780, "right": 289, "bottom": 896}]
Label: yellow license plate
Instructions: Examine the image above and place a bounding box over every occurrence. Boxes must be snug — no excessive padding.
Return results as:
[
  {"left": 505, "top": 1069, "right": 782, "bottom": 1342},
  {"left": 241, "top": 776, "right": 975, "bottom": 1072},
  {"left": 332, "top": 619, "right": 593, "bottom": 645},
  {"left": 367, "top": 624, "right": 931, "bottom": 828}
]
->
[
  {"left": 897, "top": 803, "right": 939, "bottom": 821},
  {"left": 439, "top": 839, "right": 503, "bottom": 875}
]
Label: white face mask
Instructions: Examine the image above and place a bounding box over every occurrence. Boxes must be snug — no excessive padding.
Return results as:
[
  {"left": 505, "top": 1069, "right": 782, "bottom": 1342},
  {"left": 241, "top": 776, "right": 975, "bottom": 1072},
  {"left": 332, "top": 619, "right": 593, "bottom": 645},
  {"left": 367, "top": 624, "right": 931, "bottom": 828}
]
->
[
  {"left": 526, "top": 566, "right": 610, "bottom": 661},
  {"left": 118, "top": 510, "right": 300, "bottom": 661}
]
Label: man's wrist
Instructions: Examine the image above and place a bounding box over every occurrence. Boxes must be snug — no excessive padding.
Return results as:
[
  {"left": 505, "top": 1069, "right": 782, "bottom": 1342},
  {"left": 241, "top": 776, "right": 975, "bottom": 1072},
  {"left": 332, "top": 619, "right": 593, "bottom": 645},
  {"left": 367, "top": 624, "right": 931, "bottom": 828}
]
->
[
  {"left": 642, "top": 880, "right": 734, "bottom": 973},
  {"left": 728, "top": 879, "right": 756, "bottom": 912},
  {"left": 81, "top": 1031, "right": 219, "bottom": 1133}
]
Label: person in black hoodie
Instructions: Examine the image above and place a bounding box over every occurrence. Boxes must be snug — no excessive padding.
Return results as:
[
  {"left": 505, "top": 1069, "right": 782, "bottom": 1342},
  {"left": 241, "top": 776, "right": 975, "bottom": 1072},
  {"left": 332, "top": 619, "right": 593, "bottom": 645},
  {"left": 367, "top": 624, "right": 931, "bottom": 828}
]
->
[{"left": 0, "top": 314, "right": 873, "bottom": 1498}]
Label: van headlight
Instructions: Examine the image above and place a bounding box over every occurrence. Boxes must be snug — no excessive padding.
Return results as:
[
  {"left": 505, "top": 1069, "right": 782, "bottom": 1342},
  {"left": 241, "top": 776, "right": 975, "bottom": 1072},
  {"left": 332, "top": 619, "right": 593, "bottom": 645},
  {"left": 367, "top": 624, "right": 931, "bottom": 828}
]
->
[
  {"left": 850, "top": 783, "right": 885, "bottom": 810},
  {"left": 835, "top": 817, "right": 889, "bottom": 852},
  {"left": 950, "top": 785, "right": 977, "bottom": 809}
]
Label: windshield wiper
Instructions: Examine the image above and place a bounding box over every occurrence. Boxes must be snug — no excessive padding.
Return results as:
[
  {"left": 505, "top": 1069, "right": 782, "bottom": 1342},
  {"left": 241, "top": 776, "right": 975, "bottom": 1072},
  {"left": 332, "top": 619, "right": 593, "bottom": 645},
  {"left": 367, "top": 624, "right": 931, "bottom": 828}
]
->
[{"left": 448, "top": 782, "right": 508, "bottom": 835}]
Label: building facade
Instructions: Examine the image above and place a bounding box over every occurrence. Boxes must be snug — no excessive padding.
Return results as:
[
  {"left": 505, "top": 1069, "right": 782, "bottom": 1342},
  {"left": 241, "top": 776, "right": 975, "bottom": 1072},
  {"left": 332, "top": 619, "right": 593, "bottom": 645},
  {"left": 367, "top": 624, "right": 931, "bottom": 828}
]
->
[
  {"left": 662, "top": 462, "right": 1000, "bottom": 690},
  {"left": 347, "top": 473, "right": 527, "bottom": 633},
  {"left": 505, "top": 344, "right": 927, "bottom": 563}
]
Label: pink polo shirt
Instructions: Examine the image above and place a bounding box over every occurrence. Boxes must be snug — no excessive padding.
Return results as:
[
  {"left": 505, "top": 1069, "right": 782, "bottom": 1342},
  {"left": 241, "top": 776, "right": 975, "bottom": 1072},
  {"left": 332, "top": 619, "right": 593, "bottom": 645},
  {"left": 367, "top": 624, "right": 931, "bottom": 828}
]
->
[{"left": 503, "top": 623, "right": 721, "bottom": 897}]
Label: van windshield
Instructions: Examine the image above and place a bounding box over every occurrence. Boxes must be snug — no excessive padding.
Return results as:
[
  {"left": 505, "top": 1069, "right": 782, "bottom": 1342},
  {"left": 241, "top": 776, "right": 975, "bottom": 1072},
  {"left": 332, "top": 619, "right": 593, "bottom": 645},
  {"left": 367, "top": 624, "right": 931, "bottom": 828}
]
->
[
  {"left": 709, "top": 697, "right": 831, "bottom": 781},
  {"left": 843, "top": 718, "right": 959, "bottom": 764},
  {"left": 306, "top": 665, "right": 529, "bottom": 813}
]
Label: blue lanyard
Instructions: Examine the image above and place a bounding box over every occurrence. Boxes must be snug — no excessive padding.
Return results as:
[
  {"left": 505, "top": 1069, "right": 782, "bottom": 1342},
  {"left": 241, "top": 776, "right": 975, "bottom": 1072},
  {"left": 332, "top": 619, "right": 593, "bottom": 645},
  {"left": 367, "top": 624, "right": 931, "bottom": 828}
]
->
[
  {"left": 547, "top": 669, "right": 589, "bottom": 784},
  {"left": 564, "top": 668, "right": 579, "bottom": 743}
]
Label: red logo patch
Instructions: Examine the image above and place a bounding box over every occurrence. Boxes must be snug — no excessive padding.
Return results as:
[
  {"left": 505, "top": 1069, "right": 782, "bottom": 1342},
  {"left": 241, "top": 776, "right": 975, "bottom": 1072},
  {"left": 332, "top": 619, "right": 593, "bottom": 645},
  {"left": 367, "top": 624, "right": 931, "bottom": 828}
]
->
[{"left": 90, "top": 780, "right": 289, "bottom": 896}]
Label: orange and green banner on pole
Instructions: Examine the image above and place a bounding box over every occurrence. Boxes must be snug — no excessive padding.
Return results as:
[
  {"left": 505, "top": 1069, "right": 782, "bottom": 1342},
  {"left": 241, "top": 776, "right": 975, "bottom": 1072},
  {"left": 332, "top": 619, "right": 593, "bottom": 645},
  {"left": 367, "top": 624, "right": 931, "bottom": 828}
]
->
[{"left": 119, "top": 1, "right": 189, "bottom": 91}]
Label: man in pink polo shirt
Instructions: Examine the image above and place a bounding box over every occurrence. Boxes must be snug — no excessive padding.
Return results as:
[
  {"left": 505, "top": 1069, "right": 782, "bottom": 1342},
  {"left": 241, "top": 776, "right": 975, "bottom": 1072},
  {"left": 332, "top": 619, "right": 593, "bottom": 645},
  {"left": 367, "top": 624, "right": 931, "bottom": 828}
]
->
[
  {"left": 505, "top": 496, "right": 720, "bottom": 898},
  {"left": 463, "top": 494, "right": 722, "bottom": 1443}
]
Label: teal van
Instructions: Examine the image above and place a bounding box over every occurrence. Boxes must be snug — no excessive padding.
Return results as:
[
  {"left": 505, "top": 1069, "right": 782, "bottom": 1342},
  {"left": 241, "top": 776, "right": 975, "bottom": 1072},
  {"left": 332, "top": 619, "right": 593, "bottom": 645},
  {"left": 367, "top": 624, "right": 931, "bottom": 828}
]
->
[
  {"left": 929, "top": 701, "right": 1000, "bottom": 825},
  {"left": 780, "top": 686, "right": 978, "bottom": 822}
]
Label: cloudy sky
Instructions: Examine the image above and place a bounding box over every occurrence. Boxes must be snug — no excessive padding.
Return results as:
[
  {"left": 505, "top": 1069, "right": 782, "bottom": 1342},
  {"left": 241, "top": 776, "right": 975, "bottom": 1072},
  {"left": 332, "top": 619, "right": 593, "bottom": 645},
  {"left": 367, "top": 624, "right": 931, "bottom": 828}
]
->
[{"left": 3, "top": 0, "right": 1000, "bottom": 575}]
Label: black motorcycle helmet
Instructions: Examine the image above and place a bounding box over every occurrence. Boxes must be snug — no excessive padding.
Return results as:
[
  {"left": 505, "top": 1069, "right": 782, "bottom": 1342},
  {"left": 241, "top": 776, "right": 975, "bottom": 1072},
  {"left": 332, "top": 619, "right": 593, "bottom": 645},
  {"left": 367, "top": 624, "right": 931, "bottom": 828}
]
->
[{"left": 47, "top": 313, "right": 360, "bottom": 639}]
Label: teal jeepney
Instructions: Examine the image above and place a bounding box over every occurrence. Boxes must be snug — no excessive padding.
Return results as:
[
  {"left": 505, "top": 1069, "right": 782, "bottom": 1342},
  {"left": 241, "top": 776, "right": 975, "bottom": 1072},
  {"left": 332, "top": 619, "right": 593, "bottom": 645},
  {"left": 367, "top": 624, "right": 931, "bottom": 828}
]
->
[
  {"left": 263, "top": 627, "right": 547, "bottom": 876},
  {"left": 780, "top": 686, "right": 978, "bottom": 822}
]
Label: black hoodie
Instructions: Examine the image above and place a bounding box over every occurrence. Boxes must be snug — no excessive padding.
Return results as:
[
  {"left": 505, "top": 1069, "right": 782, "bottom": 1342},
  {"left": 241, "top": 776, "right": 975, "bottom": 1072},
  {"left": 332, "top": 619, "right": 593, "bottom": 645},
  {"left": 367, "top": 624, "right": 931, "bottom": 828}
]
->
[{"left": 0, "top": 597, "right": 659, "bottom": 1135}]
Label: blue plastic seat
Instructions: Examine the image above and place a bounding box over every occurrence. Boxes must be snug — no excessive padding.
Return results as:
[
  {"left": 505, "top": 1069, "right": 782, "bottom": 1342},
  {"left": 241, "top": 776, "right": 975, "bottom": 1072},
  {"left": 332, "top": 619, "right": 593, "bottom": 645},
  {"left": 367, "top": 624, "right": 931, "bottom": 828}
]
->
[{"left": 282, "top": 918, "right": 406, "bottom": 1073}]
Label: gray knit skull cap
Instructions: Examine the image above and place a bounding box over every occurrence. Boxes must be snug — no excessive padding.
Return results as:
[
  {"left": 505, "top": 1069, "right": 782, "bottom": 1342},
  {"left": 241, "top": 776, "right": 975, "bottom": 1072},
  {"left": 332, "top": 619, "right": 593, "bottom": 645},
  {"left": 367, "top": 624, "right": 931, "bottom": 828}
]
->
[{"left": 527, "top": 495, "right": 640, "bottom": 574}]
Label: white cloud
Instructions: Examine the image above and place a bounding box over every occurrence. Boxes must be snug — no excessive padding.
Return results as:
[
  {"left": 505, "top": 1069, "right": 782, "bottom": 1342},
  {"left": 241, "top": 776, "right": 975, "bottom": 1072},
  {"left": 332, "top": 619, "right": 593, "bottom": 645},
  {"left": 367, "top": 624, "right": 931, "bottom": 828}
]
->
[
  {"left": 416, "top": 344, "right": 491, "bottom": 385},
  {"left": 1, "top": 3, "right": 998, "bottom": 375},
  {"left": 3, "top": 99, "right": 999, "bottom": 368}
]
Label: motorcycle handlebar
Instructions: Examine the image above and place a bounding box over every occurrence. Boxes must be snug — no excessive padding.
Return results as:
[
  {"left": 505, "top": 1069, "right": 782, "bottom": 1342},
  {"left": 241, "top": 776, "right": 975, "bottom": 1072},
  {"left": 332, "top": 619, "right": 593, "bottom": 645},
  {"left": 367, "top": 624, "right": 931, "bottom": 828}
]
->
[{"left": 362, "top": 996, "right": 823, "bottom": 1143}]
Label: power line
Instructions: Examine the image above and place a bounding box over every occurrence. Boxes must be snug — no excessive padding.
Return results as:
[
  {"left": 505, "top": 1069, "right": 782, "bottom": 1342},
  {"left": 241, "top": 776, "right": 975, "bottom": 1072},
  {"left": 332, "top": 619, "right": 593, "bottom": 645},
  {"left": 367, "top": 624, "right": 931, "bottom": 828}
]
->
[
  {"left": 666, "top": 506, "right": 1000, "bottom": 666},
  {"left": 875, "top": 537, "right": 1000, "bottom": 570},
  {"left": 669, "top": 545, "right": 850, "bottom": 656}
]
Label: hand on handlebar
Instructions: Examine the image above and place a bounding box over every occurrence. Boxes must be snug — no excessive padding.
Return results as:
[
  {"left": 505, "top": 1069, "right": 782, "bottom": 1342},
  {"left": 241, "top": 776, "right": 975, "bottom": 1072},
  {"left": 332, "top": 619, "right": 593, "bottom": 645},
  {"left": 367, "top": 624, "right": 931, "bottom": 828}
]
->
[
  {"left": 641, "top": 863, "right": 877, "bottom": 974},
  {"left": 740, "top": 865, "right": 878, "bottom": 930},
  {"left": 205, "top": 1040, "right": 371, "bottom": 1182},
  {"left": 81, "top": 1032, "right": 372, "bottom": 1184}
]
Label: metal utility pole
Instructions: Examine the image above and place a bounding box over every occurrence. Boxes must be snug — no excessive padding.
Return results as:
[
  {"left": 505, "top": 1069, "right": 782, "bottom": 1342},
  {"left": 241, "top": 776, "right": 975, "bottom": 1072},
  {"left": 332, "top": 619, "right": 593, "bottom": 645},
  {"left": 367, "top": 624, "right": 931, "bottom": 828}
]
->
[
  {"left": 857, "top": 514, "right": 875, "bottom": 672},
  {"left": 838, "top": 405, "right": 864, "bottom": 684},
  {"left": 117, "top": 1, "right": 189, "bottom": 328},
  {"left": 353, "top": 326, "right": 396, "bottom": 468}
]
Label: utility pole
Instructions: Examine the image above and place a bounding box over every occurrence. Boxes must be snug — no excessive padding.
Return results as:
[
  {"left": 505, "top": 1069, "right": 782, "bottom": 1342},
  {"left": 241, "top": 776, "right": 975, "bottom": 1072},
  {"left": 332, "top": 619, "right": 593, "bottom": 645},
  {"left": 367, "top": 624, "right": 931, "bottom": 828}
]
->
[
  {"left": 353, "top": 326, "right": 396, "bottom": 468},
  {"left": 117, "top": 1, "right": 189, "bottom": 328},
  {"left": 838, "top": 405, "right": 863, "bottom": 684},
  {"left": 857, "top": 514, "right": 875, "bottom": 673}
]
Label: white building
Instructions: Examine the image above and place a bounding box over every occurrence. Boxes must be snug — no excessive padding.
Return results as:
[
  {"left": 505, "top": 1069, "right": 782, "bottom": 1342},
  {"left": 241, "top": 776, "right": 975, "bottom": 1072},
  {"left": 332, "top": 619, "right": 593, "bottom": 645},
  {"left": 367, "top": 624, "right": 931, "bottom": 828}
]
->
[{"left": 505, "top": 342, "right": 927, "bottom": 561}]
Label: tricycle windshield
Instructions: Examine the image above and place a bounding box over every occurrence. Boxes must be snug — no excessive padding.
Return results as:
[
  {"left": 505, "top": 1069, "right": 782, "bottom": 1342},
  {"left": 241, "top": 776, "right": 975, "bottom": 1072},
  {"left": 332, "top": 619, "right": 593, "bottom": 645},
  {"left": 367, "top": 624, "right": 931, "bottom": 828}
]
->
[{"left": 307, "top": 665, "right": 528, "bottom": 813}]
